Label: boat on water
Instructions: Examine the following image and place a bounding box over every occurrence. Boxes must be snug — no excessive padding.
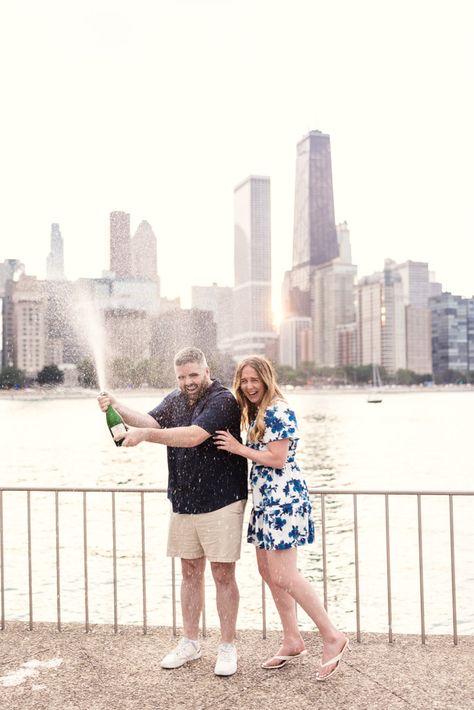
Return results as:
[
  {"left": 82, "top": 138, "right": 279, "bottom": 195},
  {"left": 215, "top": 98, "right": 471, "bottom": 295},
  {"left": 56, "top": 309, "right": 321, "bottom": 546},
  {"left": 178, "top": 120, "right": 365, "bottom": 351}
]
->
[{"left": 367, "top": 363, "right": 383, "bottom": 403}]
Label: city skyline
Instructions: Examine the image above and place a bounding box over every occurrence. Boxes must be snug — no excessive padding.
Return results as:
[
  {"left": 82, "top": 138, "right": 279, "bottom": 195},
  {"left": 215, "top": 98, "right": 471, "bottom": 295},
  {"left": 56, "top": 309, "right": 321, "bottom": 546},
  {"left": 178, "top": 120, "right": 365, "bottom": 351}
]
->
[{"left": 0, "top": 1, "right": 473, "bottom": 307}]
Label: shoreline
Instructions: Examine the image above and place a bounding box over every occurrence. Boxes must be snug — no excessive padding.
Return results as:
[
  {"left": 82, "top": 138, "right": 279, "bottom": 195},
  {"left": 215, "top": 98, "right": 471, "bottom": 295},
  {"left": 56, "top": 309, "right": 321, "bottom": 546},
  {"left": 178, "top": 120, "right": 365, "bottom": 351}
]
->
[{"left": 1, "top": 383, "right": 474, "bottom": 400}]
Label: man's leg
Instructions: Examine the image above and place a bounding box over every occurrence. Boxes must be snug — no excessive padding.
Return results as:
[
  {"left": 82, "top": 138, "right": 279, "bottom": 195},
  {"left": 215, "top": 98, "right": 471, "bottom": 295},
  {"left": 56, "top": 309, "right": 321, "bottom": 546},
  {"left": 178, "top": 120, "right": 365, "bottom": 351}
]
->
[
  {"left": 211, "top": 561, "right": 239, "bottom": 676},
  {"left": 160, "top": 557, "right": 206, "bottom": 669},
  {"left": 181, "top": 557, "right": 206, "bottom": 639},
  {"left": 161, "top": 509, "right": 207, "bottom": 670},
  {"left": 194, "top": 501, "right": 245, "bottom": 676},
  {"left": 196, "top": 501, "right": 245, "bottom": 642},
  {"left": 210, "top": 561, "right": 239, "bottom": 643}
]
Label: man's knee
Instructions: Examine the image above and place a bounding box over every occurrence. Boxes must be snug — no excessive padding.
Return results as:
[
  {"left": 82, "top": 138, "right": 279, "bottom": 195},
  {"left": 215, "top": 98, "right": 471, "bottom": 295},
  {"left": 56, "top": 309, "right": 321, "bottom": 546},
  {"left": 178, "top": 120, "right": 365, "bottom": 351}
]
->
[
  {"left": 211, "top": 562, "right": 236, "bottom": 586},
  {"left": 181, "top": 557, "right": 205, "bottom": 581}
]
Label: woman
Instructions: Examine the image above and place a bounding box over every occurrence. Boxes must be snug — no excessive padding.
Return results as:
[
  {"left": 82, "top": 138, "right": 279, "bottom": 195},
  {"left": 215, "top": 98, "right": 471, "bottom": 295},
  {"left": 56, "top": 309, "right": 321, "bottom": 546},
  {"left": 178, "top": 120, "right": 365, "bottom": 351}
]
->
[{"left": 214, "top": 356, "right": 349, "bottom": 680}]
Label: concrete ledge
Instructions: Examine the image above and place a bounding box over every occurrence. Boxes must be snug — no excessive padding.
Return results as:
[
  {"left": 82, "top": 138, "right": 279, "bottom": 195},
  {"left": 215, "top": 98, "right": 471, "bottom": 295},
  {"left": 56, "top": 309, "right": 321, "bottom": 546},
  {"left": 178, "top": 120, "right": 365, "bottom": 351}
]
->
[{"left": 0, "top": 623, "right": 473, "bottom": 709}]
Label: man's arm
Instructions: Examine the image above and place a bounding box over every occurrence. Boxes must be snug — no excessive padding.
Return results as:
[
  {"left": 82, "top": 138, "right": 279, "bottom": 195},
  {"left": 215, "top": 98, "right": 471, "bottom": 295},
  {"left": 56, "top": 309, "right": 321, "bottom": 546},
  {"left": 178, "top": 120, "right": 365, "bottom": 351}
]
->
[
  {"left": 97, "top": 392, "right": 160, "bottom": 429},
  {"left": 120, "top": 424, "right": 210, "bottom": 448}
]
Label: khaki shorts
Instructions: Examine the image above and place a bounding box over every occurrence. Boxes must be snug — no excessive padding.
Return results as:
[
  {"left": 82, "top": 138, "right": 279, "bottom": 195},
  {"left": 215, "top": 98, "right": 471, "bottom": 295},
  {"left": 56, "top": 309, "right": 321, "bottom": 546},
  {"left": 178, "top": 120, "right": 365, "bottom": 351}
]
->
[{"left": 167, "top": 499, "right": 246, "bottom": 563}]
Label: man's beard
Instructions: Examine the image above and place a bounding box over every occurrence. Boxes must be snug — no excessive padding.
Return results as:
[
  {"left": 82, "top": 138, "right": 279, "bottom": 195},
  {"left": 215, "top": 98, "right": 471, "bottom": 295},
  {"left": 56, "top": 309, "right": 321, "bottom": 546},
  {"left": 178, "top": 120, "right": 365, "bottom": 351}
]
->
[{"left": 182, "top": 380, "right": 209, "bottom": 405}]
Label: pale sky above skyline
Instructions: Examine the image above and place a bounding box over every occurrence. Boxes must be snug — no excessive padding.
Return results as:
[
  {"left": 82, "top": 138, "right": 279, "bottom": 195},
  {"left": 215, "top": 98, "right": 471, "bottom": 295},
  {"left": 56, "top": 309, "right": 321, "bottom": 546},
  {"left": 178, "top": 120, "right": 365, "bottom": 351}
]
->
[{"left": 0, "top": 0, "right": 473, "bottom": 310}]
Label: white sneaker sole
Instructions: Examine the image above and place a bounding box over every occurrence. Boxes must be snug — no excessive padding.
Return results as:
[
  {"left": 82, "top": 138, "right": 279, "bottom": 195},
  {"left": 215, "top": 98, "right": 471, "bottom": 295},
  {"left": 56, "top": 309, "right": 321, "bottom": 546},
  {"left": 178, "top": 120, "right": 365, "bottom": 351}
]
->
[
  {"left": 160, "top": 649, "right": 202, "bottom": 669},
  {"left": 214, "top": 664, "right": 237, "bottom": 676}
]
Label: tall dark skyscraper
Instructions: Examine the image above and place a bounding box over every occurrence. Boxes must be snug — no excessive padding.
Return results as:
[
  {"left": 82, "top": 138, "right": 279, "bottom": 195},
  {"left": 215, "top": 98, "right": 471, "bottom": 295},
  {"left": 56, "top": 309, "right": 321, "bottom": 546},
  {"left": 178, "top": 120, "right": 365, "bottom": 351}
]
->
[
  {"left": 286, "top": 130, "right": 339, "bottom": 317},
  {"left": 281, "top": 130, "right": 357, "bottom": 369},
  {"left": 293, "top": 130, "right": 339, "bottom": 268},
  {"left": 46, "top": 223, "right": 65, "bottom": 281},
  {"left": 110, "top": 211, "right": 131, "bottom": 278}
]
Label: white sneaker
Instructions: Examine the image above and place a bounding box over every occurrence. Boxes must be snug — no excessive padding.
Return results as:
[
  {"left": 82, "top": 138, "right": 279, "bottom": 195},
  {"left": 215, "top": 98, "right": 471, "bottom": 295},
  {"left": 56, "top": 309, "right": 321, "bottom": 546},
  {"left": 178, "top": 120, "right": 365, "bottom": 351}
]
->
[
  {"left": 214, "top": 642, "right": 237, "bottom": 676},
  {"left": 160, "top": 638, "right": 202, "bottom": 669}
]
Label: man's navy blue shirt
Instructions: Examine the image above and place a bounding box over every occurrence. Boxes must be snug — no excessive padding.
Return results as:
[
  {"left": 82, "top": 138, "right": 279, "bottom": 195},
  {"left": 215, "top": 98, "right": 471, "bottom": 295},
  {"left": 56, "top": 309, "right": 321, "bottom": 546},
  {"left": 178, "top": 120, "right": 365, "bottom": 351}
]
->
[{"left": 148, "top": 380, "right": 248, "bottom": 514}]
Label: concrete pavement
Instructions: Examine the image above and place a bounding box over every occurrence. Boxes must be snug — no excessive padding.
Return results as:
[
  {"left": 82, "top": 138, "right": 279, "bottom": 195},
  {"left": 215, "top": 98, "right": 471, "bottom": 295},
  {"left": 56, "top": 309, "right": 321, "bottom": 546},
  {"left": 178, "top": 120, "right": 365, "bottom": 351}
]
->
[{"left": 0, "top": 623, "right": 473, "bottom": 709}]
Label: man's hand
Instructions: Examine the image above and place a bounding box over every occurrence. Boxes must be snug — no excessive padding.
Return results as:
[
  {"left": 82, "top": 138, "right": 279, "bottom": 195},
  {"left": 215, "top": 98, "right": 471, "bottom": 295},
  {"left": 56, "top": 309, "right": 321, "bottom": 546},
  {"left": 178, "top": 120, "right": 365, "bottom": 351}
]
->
[
  {"left": 118, "top": 426, "right": 149, "bottom": 447},
  {"left": 97, "top": 391, "right": 118, "bottom": 413}
]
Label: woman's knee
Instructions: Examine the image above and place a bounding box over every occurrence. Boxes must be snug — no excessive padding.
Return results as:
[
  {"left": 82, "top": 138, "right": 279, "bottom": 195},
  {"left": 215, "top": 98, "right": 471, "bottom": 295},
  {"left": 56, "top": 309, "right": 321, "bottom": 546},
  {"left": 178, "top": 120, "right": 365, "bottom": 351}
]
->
[
  {"left": 267, "top": 565, "right": 293, "bottom": 592},
  {"left": 257, "top": 559, "right": 271, "bottom": 584}
]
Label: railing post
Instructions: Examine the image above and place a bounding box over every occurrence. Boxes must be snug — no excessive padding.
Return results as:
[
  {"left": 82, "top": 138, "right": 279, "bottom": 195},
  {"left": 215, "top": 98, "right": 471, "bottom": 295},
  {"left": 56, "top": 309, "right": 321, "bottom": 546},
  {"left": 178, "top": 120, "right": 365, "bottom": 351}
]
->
[
  {"left": 27, "top": 491, "right": 33, "bottom": 631},
  {"left": 140, "top": 492, "right": 147, "bottom": 635},
  {"left": 385, "top": 494, "right": 393, "bottom": 643},
  {"left": 353, "top": 493, "right": 361, "bottom": 643},
  {"left": 201, "top": 580, "right": 207, "bottom": 638},
  {"left": 0, "top": 491, "right": 5, "bottom": 631},
  {"left": 55, "top": 491, "right": 61, "bottom": 632},
  {"left": 449, "top": 495, "right": 458, "bottom": 645},
  {"left": 320, "top": 493, "right": 328, "bottom": 610},
  {"left": 0, "top": 491, "right": 4, "bottom": 631},
  {"left": 417, "top": 495, "right": 426, "bottom": 644},
  {"left": 112, "top": 492, "right": 118, "bottom": 634},
  {"left": 83, "top": 492, "right": 89, "bottom": 633},
  {"left": 171, "top": 557, "right": 177, "bottom": 636}
]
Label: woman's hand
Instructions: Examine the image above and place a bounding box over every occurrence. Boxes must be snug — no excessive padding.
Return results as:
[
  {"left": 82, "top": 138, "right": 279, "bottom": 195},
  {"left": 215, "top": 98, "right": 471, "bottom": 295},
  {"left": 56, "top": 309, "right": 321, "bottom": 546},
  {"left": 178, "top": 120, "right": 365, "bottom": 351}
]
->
[{"left": 214, "top": 429, "right": 243, "bottom": 456}]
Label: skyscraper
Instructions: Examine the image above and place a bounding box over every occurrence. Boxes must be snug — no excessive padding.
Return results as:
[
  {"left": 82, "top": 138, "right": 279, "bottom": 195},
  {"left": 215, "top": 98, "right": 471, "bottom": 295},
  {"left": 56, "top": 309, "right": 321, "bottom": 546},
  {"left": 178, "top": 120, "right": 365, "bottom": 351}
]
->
[
  {"left": 357, "top": 259, "right": 433, "bottom": 375},
  {"left": 46, "top": 223, "right": 65, "bottom": 281},
  {"left": 279, "top": 316, "right": 312, "bottom": 368},
  {"left": 233, "top": 176, "right": 276, "bottom": 360},
  {"left": 280, "top": 133, "right": 356, "bottom": 368},
  {"left": 391, "top": 260, "right": 432, "bottom": 374},
  {"left": 110, "top": 211, "right": 131, "bottom": 278},
  {"left": 192, "top": 283, "right": 233, "bottom": 352},
  {"left": 431, "top": 293, "right": 474, "bottom": 378},
  {"left": 288, "top": 130, "right": 339, "bottom": 317},
  {"left": 356, "top": 263, "right": 407, "bottom": 374},
  {"left": 131, "top": 220, "right": 158, "bottom": 280},
  {"left": 12, "top": 275, "right": 46, "bottom": 377},
  {"left": 336, "top": 221, "right": 352, "bottom": 265},
  {"left": 1, "top": 259, "right": 25, "bottom": 367},
  {"left": 311, "top": 259, "right": 357, "bottom": 367}
]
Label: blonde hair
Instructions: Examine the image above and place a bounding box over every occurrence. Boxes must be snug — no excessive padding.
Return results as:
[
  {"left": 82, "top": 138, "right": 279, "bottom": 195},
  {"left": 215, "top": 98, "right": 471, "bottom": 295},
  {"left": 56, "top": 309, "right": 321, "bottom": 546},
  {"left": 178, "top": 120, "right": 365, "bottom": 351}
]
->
[{"left": 233, "top": 356, "right": 285, "bottom": 442}]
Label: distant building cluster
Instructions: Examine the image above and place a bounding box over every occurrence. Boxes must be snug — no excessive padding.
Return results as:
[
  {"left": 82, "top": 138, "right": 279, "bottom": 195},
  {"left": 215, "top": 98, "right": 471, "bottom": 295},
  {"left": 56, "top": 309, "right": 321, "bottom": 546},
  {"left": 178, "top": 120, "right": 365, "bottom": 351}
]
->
[{"left": 0, "top": 129, "right": 472, "bottom": 384}]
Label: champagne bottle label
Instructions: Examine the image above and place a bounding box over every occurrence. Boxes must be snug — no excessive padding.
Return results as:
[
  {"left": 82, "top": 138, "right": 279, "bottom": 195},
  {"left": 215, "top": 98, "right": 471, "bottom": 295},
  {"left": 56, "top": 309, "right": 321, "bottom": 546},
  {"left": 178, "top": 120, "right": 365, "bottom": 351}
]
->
[{"left": 111, "top": 423, "right": 127, "bottom": 437}]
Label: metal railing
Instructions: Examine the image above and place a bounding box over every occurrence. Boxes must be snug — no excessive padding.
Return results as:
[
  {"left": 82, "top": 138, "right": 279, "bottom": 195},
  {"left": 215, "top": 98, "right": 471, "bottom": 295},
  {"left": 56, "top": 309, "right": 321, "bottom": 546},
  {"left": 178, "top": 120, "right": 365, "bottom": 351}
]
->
[
  {"left": 311, "top": 489, "right": 472, "bottom": 645},
  {"left": 0, "top": 486, "right": 472, "bottom": 644}
]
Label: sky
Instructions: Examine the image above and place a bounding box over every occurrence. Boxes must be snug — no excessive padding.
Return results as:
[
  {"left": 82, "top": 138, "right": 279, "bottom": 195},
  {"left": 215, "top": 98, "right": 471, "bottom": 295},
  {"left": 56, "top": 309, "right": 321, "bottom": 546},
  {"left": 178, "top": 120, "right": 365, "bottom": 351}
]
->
[{"left": 0, "top": 0, "right": 473, "bottom": 311}]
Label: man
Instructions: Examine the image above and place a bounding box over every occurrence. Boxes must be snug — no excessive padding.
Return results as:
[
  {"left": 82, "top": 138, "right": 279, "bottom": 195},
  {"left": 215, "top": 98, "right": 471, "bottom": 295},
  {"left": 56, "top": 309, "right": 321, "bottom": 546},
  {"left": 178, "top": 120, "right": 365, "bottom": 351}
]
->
[{"left": 97, "top": 347, "right": 248, "bottom": 676}]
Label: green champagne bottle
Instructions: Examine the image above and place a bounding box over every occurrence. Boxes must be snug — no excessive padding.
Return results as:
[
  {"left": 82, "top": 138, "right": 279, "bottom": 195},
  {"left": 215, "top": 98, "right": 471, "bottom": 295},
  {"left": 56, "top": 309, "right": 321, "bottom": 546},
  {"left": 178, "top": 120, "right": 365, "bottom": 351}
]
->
[{"left": 105, "top": 404, "right": 128, "bottom": 446}]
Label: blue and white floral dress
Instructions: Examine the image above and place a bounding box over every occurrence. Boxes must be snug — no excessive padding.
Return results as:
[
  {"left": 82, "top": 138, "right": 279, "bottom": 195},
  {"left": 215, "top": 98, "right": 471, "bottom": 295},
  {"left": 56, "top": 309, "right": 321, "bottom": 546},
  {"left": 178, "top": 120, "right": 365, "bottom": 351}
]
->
[{"left": 247, "top": 400, "right": 315, "bottom": 550}]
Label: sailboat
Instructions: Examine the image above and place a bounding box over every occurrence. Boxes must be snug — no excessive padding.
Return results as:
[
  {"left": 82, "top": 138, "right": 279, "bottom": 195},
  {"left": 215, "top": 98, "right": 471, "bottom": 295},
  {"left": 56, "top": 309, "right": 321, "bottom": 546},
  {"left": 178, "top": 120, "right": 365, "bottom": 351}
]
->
[{"left": 367, "top": 363, "right": 383, "bottom": 403}]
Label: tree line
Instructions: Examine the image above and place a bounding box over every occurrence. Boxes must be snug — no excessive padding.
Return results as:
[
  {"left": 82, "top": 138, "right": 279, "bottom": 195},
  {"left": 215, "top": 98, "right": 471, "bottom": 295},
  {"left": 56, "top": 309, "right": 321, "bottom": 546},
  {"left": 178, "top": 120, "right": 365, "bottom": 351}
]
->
[
  {"left": 2, "top": 359, "right": 474, "bottom": 389},
  {"left": 0, "top": 353, "right": 237, "bottom": 390},
  {"left": 274, "top": 363, "right": 435, "bottom": 387}
]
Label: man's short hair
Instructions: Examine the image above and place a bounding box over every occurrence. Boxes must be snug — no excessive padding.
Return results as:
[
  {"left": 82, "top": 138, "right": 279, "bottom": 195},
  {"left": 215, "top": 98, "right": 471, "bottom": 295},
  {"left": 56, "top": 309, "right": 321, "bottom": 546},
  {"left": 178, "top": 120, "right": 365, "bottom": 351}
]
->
[{"left": 174, "top": 347, "right": 208, "bottom": 368}]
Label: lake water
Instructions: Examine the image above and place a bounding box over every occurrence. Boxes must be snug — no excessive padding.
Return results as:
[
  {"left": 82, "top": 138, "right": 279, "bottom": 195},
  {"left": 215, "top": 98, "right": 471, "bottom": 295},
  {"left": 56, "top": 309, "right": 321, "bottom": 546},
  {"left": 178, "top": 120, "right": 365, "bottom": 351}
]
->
[{"left": 1, "top": 388, "right": 473, "bottom": 636}]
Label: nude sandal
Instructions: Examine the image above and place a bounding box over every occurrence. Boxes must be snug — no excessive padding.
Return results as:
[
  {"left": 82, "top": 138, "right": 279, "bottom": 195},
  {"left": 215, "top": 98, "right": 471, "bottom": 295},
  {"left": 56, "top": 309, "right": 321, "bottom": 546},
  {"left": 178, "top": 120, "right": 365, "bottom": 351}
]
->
[
  {"left": 261, "top": 649, "right": 308, "bottom": 670},
  {"left": 316, "top": 639, "right": 350, "bottom": 681}
]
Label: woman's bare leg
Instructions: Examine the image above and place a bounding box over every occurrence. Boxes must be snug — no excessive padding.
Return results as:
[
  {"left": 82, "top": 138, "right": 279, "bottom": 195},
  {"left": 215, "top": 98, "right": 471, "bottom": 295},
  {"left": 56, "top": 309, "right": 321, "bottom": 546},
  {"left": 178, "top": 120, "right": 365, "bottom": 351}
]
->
[
  {"left": 256, "top": 548, "right": 305, "bottom": 666},
  {"left": 264, "top": 548, "right": 347, "bottom": 676}
]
